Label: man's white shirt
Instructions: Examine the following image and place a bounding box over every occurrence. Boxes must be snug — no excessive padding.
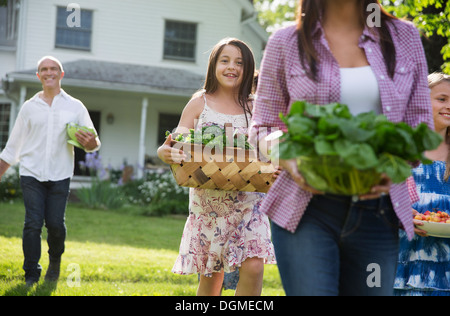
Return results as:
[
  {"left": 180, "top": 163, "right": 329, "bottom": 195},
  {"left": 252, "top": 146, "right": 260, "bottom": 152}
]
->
[{"left": 0, "top": 89, "right": 100, "bottom": 182}]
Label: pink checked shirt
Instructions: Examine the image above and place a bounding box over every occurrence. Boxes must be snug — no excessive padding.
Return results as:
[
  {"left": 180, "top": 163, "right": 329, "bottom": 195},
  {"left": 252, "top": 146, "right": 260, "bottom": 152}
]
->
[{"left": 249, "top": 19, "right": 434, "bottom": 241}]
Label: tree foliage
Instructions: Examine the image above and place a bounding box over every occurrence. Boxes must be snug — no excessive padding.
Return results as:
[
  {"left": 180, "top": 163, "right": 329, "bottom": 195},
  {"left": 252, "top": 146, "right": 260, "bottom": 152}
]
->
[
  {"left": 254, "top": 0, "right": 298, "bottom": 33},
  {"left": 254, "top": 0, "right": 450, "bottom": 73},
  {"left": 384, "top": 0, "right": 450, "bottom": 73}
]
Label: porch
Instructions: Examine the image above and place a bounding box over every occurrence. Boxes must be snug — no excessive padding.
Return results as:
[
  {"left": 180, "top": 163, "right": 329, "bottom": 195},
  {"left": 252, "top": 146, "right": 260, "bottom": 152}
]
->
[{"left": 3, "top": 59, "right": 204, "bottom": 180}]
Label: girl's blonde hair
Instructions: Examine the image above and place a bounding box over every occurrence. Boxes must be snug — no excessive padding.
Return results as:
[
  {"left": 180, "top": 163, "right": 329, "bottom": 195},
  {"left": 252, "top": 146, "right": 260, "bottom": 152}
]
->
[{"left": 428, "top": 72, "right": 450, "bottom": 181}]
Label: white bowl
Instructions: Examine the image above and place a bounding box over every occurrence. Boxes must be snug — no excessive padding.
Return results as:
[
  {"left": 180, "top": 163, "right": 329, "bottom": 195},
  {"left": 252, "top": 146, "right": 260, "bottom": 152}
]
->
[{"left": 415, "top": 220, "right": 450, "bottom": 238}]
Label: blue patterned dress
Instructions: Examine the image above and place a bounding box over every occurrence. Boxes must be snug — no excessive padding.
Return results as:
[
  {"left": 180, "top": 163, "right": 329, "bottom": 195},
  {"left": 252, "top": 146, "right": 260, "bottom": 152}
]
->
[{"left": 394, "top": 161, "right": 450, "bottom": 296}]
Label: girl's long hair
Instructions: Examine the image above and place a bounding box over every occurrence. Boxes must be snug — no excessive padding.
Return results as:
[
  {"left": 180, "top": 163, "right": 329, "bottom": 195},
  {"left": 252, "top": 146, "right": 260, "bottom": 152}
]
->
[
  {"left": 201, "top": 38, "right": 255, "bottom": 127},
  {"left": 296, "top": 0, "right": 398, "bottom": 81},
  {"left": 428, "top": 72, "right": 450, "bottom": 181}
]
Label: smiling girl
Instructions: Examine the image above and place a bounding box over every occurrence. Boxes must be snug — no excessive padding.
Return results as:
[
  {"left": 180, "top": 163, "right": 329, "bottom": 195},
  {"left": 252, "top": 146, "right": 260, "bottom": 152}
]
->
[
  {"left": 394, "top": 73, "right": 450, "bottom": 296},
  {"left": 157, "top": 38, "right": 275, "bottom": 296}
]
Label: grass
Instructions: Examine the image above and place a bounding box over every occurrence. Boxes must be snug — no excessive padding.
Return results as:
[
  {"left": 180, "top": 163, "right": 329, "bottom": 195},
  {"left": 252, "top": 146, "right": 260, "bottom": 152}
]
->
[{"left": 0, "top": 201, "right": 284, "bottom": 296}]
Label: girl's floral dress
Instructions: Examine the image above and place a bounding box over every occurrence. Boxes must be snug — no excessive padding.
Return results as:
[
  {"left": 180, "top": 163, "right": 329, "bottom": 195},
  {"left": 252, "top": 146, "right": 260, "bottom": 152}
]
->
[{"left": 172, "top": 96, "right": 276, "bottom": 277}]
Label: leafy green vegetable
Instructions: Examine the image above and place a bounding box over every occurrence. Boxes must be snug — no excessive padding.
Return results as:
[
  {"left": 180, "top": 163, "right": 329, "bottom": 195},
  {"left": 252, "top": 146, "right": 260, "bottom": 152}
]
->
[
  {"left": 166, "top": 124, "right": 253, "bottom": 150},
  {"left": 276, "top": 101, "right": 442, "bottom": 195}
]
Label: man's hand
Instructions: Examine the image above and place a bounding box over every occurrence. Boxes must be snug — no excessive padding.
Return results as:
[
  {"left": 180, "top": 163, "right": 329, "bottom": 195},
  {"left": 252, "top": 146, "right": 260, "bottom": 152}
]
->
[
  {"left": 75, "top": 130, "right": 98, "bottom": 151},
  {"left": 0, "top": 159, "right": 11, "bottom": 182}
]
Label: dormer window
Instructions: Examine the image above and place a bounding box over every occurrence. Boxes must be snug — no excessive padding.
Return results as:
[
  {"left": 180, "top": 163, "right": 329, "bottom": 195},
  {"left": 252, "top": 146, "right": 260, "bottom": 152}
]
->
[
  {"left": 55, "top": 6, "right": 93, "bottom": 51},
  {"left": 163, "top": 20, "right": 197, "bottom": 62}
]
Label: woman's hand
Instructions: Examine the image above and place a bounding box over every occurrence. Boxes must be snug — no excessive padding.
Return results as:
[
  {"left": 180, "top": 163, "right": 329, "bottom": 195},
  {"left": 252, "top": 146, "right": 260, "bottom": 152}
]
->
[
  {"left": 157, "top": 134, "right": 186, "bottom": 165},
  {"left": 359, "top": 173, "right": 392, "bottom": 200},
  {"left": 412, "top": 209, "right": 429, "bottom": 237},
  {"left": 279, "top": 158, "right": 324, "bottom": 194},
  {"left": 272, "top": 166, "right": 282, "bottom": 179}
]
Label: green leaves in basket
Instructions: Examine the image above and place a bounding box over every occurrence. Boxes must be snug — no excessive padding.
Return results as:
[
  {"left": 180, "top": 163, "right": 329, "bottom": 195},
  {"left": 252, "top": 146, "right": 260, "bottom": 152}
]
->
[
  {"left": 276, "top": 101, "right": 442, "bottom": 190},
  {"left": 165, "top": 124, "right": 253, "bottom": 150}
]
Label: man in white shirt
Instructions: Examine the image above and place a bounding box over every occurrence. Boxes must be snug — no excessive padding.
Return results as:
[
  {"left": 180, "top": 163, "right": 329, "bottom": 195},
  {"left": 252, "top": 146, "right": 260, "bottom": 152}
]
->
[{"left": 0, "top": 56, "right": 100, "bottom": 286}]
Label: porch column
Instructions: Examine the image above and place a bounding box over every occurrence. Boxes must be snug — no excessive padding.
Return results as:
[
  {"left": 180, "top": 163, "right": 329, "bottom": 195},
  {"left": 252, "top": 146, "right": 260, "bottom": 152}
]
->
[
  {"left": 9, "top": 85, "right": 26, "bottom": 133},
  {"left": 137, "top": 97, "right": 148, "bottom": 179},
  {"left": 19, "top": 85, "right": 26, "bottom": 107}
]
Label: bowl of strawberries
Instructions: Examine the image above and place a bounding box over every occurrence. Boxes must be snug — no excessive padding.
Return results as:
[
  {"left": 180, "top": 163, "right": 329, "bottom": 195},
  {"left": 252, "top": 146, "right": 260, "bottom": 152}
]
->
[{"left": 414, "top": 210, "right": 450, "bottom": 238}]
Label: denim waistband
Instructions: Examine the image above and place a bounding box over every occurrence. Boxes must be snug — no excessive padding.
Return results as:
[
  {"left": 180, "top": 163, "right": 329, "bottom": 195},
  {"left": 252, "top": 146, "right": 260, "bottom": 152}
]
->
[{"left": 312, "top": 193, "right": 393, "bottom": 211}]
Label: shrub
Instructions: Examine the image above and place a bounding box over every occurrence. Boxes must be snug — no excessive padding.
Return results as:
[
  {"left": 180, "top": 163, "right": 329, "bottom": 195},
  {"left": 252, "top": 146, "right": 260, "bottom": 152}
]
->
[
  {"left": 0, "top": 166, "right": 22, "bottom": 202},
  {"left": 74, "top": 153, "right": 189, "bottom": 215},
  {"left": 122, "top": 170, "right": 189, "bottom": 216},
  {"left": 75, "top": 179, "right": 125, "bottom": 210},
  {"left": 75, "top": 152, "right": 125, "bottom": 210}
]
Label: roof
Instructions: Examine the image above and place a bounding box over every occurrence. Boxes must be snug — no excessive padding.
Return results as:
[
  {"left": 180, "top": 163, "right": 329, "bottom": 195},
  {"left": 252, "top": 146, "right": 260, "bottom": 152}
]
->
[{"left": 8, "top": 59, "right": 206, "bottom": 97}]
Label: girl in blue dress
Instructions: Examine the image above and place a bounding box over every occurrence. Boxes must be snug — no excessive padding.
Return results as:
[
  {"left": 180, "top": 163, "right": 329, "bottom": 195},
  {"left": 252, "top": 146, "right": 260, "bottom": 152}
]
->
[{"left": 394, "top": 72, "right": 450, "bottom": 296}]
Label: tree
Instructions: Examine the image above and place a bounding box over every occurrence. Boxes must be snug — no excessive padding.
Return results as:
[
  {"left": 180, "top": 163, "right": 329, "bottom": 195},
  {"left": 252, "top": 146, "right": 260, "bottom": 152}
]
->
[
  {"left": 254, "top": 0, "right": 450, "bottom": 73},
  {"left": 383, "top": 0, "right": 450, "bottom": 73},
  {"left": 254, "top": 0, "right": 297, "bottom": 33}
]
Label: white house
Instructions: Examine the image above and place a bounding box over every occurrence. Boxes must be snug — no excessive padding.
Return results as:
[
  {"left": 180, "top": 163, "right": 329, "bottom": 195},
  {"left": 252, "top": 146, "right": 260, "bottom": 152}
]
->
[{"left": 0, "top": 0, "right": 268, "bottom": 181}]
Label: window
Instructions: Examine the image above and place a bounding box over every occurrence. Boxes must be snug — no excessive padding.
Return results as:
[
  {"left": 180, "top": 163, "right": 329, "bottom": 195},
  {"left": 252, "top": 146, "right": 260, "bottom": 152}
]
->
[
  {"left": 158, "top": 113, "right": 181, "bottom": 145},
  {"left": 0, "top": 0, "right": 19, "bottom": 48},
  {"left": 55, "top": 6, "right": 93, "bottom": 51},
  {"left": 164, "top": 20, "right": 197, "bottom": 62},
  {"left": 0, "top": 103, "right": 11, "bottom": 150}
]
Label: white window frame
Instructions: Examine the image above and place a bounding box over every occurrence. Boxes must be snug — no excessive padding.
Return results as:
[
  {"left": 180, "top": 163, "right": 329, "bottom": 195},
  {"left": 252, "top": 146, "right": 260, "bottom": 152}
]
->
[{"left": 163, "top": 20, "right": 197, "bottom": 62}]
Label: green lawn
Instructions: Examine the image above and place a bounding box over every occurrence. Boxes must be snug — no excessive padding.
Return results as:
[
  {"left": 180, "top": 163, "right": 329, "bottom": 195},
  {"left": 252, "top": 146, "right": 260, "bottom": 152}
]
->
[{"left": 0, "top": 201, "right": 283, "bottom": 296}]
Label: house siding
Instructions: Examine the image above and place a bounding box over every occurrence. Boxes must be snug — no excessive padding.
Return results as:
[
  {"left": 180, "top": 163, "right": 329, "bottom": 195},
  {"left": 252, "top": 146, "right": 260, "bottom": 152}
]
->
[
  {"left": 1, "top": 0, "right": 267, "bottom": 175},
  {"left": 19, "top": 0, "right": 263, "bottom": 75}
]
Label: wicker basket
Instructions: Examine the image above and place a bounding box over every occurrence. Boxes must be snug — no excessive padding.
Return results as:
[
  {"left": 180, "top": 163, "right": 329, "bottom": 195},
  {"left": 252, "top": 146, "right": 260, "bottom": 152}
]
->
[{"left": 169, "top": 140, "right": 276, "bottom": 193}]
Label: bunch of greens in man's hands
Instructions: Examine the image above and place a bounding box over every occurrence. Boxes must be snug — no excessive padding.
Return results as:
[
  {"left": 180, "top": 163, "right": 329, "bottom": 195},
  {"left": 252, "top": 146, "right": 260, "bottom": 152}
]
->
[{"left": 273, "top": 101, "right": 442, "bottom": 195}]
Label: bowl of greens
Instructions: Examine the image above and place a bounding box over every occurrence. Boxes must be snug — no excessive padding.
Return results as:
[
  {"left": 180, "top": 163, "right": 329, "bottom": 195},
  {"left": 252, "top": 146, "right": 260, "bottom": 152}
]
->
[{"left": 274, "top": 101, "right": 442, "bottom": 195}]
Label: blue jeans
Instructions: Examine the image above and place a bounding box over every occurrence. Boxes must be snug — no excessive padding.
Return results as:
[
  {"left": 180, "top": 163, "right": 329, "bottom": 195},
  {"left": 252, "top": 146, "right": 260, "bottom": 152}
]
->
[
  {"left": 20, "top": 176, "right": 71, "bottom": 281},
  {"left": 272, "top": 193, "right": 400, "bottom": 296}
]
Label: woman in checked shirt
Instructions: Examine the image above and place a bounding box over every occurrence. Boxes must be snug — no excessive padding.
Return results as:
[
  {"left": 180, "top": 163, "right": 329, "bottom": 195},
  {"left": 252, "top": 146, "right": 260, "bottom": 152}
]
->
[{"left": 249, "top": 0, "right": 434, "bottom": 296}]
